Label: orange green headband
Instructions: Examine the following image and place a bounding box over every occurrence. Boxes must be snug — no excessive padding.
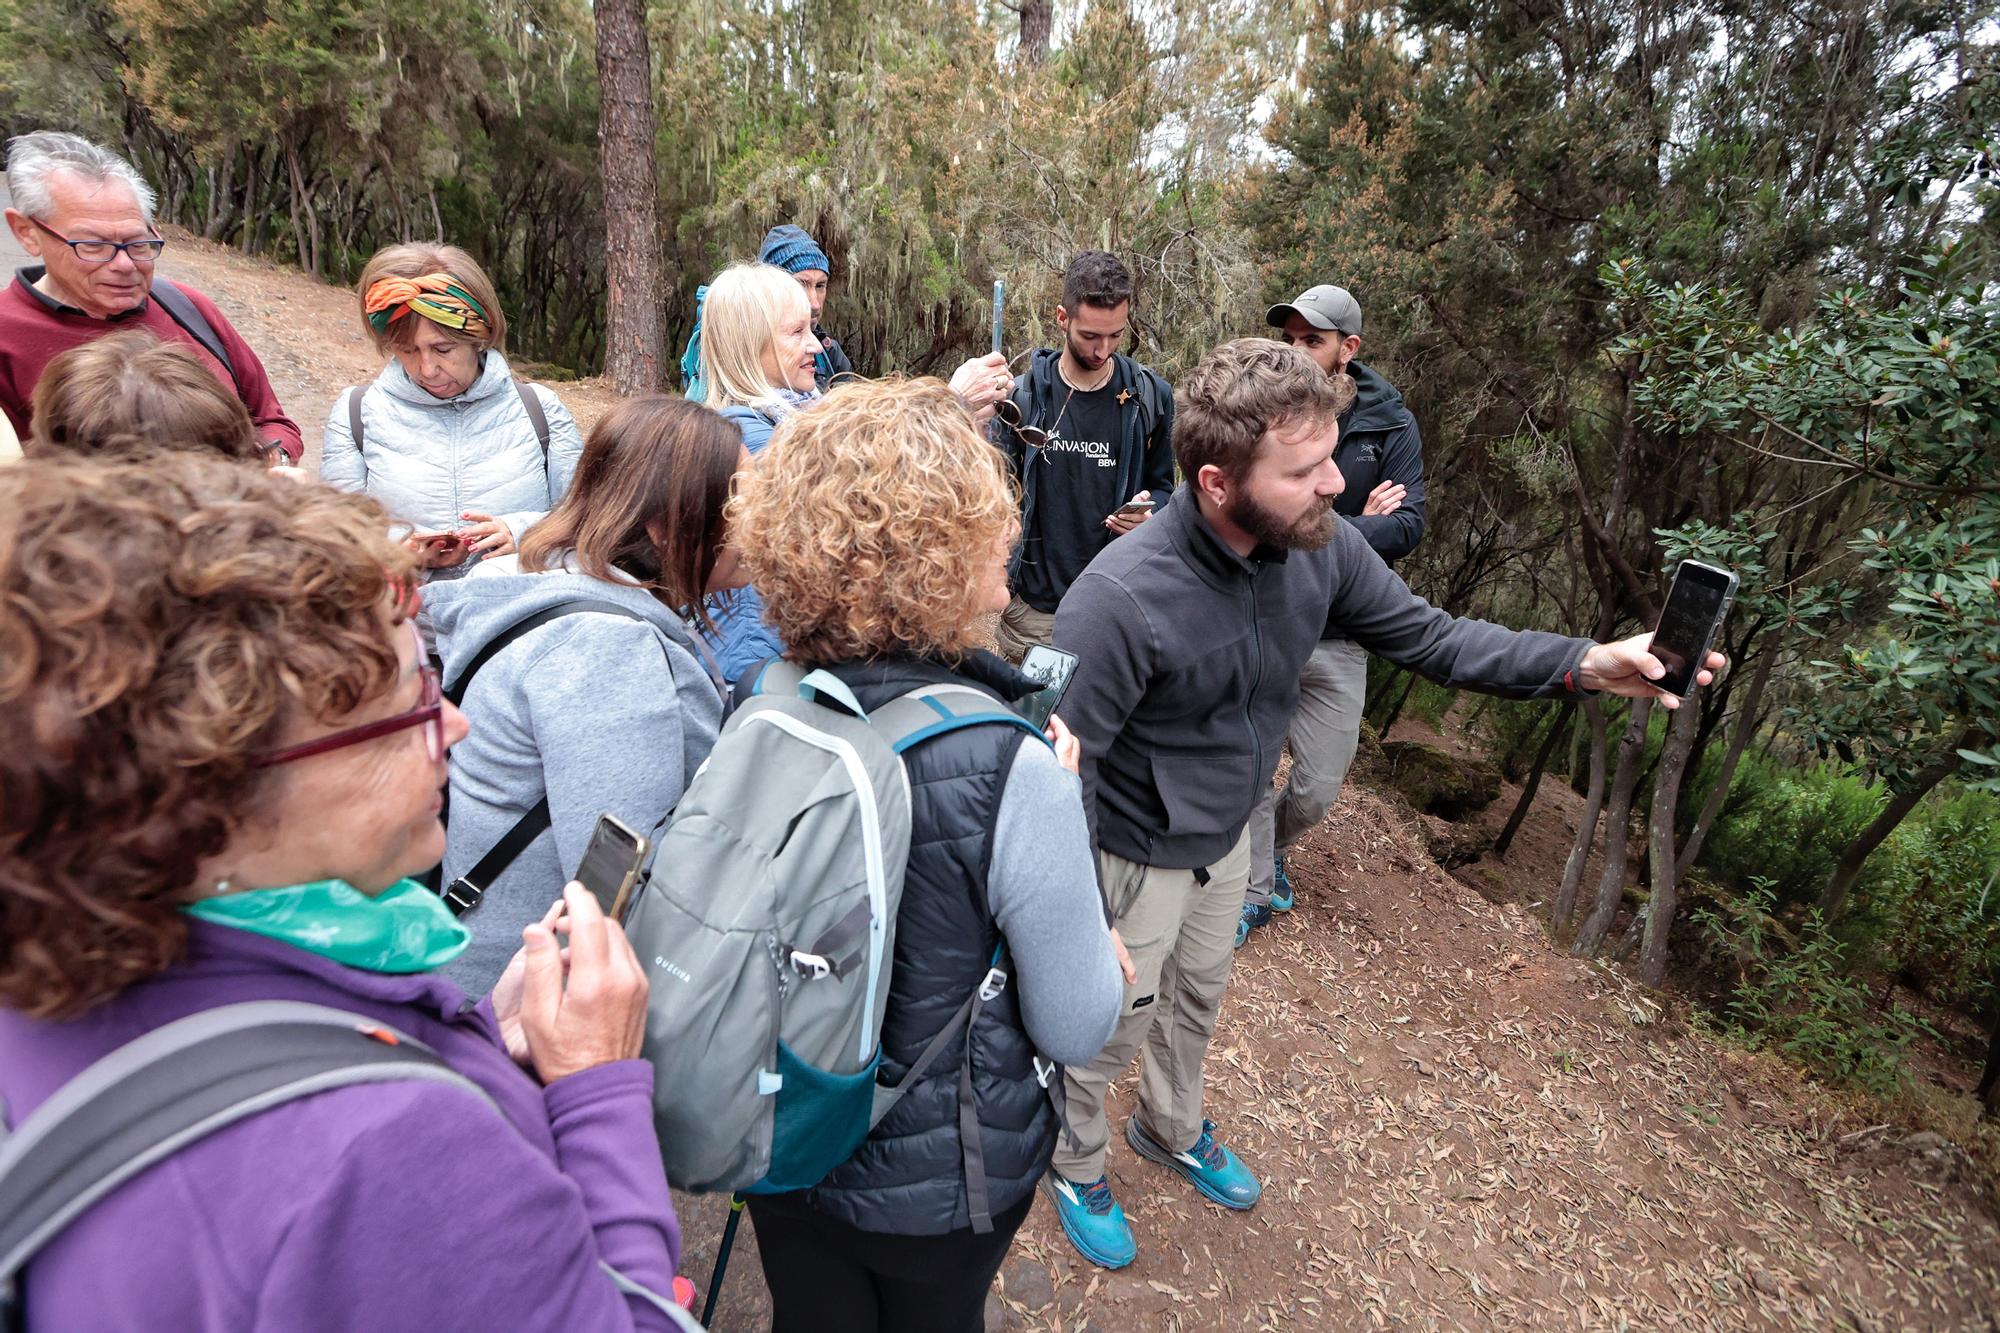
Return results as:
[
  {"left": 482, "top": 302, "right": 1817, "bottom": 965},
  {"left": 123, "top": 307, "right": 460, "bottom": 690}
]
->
[{"left": 364, "top": 272, "right": 492, "bottom": 341}]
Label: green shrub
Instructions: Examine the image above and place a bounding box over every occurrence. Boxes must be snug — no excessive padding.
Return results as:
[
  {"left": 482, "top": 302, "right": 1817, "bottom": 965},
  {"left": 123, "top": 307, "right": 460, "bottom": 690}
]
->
[
  {"left": 1695, "top": 755, "right": 1883, "bottom": 907},
  {"left": 1849, "top": 793, "right": 2000, "bottom": 1009},
  {"left": 1695, "top": 883, "right": 1929, "bottom": 1097}
]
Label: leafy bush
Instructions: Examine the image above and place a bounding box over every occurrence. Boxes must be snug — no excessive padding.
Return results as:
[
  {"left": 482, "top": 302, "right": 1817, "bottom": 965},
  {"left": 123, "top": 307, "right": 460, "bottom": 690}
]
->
[
  {"left": 1850, "top": 793, "right": 2000, "bottom": 1010},
  {"left": 1695, "top": 755, "right": 1882, "bottom": 906},
  {"left": 1695, "top": 883, "right": 1929, "bottom": 1097}
]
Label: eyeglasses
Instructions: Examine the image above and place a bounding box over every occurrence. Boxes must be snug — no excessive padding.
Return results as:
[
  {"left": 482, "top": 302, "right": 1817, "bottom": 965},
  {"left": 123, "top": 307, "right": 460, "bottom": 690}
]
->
[
  {"left": 994, "top": 398, "right": 1050, "bottom": 447},
  {"left": 252, "top": 625, "right": 445, "bottom": 768},
  {"left": 30, "top": 217, "right": 166, "bottom": 265}
]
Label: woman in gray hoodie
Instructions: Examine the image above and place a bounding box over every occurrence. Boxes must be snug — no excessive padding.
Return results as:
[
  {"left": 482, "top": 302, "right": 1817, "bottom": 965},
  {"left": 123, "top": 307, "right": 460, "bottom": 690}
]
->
[{"left": 425, "top": 397, "right": 748, "bottom": 994}]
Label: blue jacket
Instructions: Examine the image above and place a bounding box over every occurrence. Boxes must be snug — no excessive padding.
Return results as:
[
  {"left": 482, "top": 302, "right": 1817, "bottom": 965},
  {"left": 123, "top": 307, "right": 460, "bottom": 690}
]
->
[{"left": 705, "top": 405, "right": 787, "bottom": 681}]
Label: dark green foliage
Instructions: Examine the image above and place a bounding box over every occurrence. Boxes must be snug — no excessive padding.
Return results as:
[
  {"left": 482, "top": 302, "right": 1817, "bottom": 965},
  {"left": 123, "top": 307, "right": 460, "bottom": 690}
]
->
[{"left": 1696, "top": 883, "right": 1932, "bottom": 1097}]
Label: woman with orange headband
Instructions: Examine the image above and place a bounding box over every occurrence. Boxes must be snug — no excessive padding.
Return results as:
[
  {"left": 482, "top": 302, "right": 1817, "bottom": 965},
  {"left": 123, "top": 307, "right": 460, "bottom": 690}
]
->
[{"left": 321, "top": 244, "right": 583, "bottom": 636}]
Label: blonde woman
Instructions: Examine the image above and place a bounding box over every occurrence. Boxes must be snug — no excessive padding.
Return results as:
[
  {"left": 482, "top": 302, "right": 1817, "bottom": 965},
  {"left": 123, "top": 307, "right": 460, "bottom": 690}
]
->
[
  {"left": 728, "top": 377, "right": 1121, "bottom": 1333},
  {"left": 695, "top": 261, "right": 826, "bottom": 679},
  {"left": 321, "top": 243, "right": 583, "bottom": 597}
]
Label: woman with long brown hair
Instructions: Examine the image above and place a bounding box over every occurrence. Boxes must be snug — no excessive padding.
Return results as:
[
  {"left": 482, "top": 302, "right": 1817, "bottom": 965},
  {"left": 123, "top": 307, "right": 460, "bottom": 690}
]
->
[{"left": 421, "top": 395, "right": 749, "bottom": 994}]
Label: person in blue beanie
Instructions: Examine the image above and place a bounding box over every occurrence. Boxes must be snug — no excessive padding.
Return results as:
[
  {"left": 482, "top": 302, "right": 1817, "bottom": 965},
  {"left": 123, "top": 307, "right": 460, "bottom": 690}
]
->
[{"left": 755, "top": 224, "right": 856, "bottom": 390}]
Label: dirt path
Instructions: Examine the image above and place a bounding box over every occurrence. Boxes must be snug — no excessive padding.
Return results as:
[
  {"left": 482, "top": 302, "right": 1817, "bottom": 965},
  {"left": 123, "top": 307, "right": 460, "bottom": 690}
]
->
[{"left": 145, "top": 236, "right": 2000, "bottom": 1331}]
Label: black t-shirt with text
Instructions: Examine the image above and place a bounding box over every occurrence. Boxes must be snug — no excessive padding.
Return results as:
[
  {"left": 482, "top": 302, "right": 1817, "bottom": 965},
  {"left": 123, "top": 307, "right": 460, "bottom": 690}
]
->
[{"left": 1015, "top": 382, "right": 1125, "bottom": 612}]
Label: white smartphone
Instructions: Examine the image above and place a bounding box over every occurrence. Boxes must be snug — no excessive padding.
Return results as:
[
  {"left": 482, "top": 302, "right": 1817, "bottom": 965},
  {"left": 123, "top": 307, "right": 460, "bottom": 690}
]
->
[{"left": 574, "top": 813, "right": 651, "bottom": 919}]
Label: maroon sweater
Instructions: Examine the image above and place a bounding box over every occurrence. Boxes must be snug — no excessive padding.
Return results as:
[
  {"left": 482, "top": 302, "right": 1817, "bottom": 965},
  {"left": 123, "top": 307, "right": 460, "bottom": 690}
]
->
[{"left": 0, "top": 267, "right": 303, "bottom": 461}]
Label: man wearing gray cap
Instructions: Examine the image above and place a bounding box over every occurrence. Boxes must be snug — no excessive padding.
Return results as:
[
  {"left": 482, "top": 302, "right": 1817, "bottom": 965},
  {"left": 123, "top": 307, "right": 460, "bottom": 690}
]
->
[{"left": 1239, "top": 283, "right": 1428, "bottom": 946}]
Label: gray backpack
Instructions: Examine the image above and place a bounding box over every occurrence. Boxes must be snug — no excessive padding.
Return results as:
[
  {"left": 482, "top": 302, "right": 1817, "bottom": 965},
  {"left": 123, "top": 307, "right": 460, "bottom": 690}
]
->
[
  {"left": 624, "top": 661, "right": 1043, "bottom": 1197},
  {"left": 0, "top": 1001, "right": 701, "bottom": 1331}
]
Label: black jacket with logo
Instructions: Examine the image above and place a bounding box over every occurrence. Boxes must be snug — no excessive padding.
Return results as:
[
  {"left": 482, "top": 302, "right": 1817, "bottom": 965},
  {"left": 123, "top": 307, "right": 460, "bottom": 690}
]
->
[
  {"left": 1052, "top": 487, "right": 1593, "bottom": 871},
  {"left": 992, "top": 348, "right": 1176, "bottom": 613}
]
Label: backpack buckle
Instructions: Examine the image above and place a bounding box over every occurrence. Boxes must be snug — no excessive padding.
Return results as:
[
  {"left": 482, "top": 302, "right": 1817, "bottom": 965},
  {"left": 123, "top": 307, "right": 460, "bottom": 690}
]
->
[
  {"left": 978, "top": 967, "right": 1008, "bottom": 1002},
  {"left": 789, "top": 951, "right": 832, "bottom": 981},
  {"left": 442, "top": 878, "right": 485, "bottom": 916}
]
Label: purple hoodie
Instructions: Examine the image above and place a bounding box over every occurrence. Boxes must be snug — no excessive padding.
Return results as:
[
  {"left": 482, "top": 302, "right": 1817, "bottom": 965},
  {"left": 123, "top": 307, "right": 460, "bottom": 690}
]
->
[{"left": 0, "top": 920, "right": 682, "bottom": 1331}]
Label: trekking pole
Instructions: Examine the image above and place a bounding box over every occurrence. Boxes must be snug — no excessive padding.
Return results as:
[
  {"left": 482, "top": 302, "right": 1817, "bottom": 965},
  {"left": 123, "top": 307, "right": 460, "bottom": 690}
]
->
[{"left": 700, "top": 1194, "right": 746, "bottom": 1326}]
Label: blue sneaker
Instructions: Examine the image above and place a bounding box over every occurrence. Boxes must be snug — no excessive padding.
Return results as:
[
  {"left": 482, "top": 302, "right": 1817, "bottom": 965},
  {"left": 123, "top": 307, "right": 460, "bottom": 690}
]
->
[
  {"left": 1235, "top": 900, "right": 1270, "bottom": 949},
  {"left": 1041, "top": 1172, "right": 1137, "bottom": 1269},
  {"left": 1270, "top": 853, "right": 1295, "bottom": 912},
  {"left": 1126, "top": 1117, "right": 1262, "bottom": 1210}
]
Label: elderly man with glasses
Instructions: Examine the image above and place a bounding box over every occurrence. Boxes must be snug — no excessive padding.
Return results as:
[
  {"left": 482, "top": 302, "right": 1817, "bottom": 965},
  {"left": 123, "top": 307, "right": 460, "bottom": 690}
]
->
[{"left": 0, "top": 130, "right": 302, "bottom": 460}]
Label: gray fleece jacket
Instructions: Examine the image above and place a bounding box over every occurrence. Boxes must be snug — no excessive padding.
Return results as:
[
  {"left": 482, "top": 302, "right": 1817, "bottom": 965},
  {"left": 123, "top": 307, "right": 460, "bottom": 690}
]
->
[
  {"left": 1053, "top": 485, "right": 1595, "bottom": 871},
  {"left": 424, "top": 560, "right": 724, "bottom": 994}
]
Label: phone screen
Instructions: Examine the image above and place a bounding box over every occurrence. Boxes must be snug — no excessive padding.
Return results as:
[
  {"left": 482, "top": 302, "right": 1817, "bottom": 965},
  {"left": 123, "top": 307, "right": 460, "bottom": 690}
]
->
[
  {"left": 574, "top": 813, "right": 650, "bottom": 918},
  {"left": 1015, "top": 646, "right": 1079, "bottom": 731},
  {"left": 1651, "top": 561, "right": 1737, "bottom": 698}
]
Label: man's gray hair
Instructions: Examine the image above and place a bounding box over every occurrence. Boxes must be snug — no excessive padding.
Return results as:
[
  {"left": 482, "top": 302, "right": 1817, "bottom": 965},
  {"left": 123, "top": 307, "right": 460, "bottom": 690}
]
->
[{"left": 6, "top": 131, "right": 156, "bottom": 223}]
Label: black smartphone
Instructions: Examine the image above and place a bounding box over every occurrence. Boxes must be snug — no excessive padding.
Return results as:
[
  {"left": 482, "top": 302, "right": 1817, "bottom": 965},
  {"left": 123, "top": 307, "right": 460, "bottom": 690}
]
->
[
  {"left": 1015, "top": 645, "right": 1080, "bottom": 731},
  {"left": 1650, "top": 559, "right": 1739, "bottom": 698},
  {"left": 574, "top": 813, "right": 651, "bottom": 919},
  {"left": 1110, "top": 497, "right": 1155, "bottom": 520}
]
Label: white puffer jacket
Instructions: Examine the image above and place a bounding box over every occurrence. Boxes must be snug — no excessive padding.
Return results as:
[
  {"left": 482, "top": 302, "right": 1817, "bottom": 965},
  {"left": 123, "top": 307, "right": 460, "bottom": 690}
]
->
[{"left": 319, "top": 351, "right": 583, "bottom": 557}]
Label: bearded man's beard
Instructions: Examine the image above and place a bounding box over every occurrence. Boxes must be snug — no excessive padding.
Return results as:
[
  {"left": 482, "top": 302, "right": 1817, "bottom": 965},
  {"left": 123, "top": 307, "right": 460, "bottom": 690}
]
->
[{"left": 1227, "top": 489, "right": 1336, "bottom": 551}]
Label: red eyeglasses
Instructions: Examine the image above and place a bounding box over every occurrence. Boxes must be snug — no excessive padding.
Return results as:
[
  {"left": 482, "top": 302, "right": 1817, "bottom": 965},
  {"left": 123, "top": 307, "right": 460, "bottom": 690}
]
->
[{"left": 252, "top": 625, "right": 445, "bottom": 768}]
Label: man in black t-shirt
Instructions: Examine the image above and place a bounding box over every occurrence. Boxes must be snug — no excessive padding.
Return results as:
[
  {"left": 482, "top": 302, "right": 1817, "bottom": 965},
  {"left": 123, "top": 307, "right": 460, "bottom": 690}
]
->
[{"left": 991, "top": 251, "right": 1176, "bottom": 662}]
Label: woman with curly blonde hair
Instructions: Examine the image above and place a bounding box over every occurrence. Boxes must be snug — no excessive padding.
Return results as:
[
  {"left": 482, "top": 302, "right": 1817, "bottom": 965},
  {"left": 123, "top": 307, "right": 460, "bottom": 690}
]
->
[
  {"left": 727, "top": 377, "right": 1123, "bottom": 1333},
  {"left": 0, "top": 453, "right": 686, "bottom": 1330}
]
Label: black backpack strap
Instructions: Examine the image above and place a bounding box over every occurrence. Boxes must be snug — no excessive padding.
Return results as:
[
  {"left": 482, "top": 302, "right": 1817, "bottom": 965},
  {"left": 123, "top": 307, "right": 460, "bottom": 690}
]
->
[
  {"left": 513, "top": 377, "right": 551, "bottom": 460},
  {"left": 0, "top": 1002, "right": 494, "bottom": 1308},
  {"left": 148, "top": 279, "right": 236, "bottom": 384},
  {"left": 440, "top": 599, "right": 656, "bottom": 916},
  {"left": 347, "top": 385, "right": 366, "bottom": 451},
  {"left": 443, "top": 599, "right": 650, "bottom": 706}
]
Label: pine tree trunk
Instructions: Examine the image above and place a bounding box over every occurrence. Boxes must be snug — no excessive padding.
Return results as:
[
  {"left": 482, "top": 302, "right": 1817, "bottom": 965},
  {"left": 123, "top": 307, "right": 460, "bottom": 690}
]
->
[
  {"left": 1552, "top": 699, "right": 1608, "bottom": 927},
  {"left": 1018, "top": 0, "right": 1053, "bottom": 65},
  {"left": 1819, "top": 728, "right": 1973, "bottom": 920},
  {"left": 1573, "top": 698, "right": 1653, "bottom": 956},
  {"left": 594, "top": 0, "right": 665, "bottom": 395},
  {"left": 1639, "top": 695, "right": 1702, "bottom": 987},
  {"left": 1494, "top": 705, "right": 1571, "bottom": 859}
]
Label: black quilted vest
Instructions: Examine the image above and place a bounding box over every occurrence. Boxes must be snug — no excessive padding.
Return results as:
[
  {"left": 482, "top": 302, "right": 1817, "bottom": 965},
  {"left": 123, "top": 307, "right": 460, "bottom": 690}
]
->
[{"left": 797, "top": 651, "right": 1058, "bottom": 1235}]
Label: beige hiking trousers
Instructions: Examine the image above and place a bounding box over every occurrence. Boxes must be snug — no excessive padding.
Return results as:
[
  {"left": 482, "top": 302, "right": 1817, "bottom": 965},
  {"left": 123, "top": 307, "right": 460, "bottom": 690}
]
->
[{"left": 1051, "top": 829, "right": 1252, "bottom": 1181}]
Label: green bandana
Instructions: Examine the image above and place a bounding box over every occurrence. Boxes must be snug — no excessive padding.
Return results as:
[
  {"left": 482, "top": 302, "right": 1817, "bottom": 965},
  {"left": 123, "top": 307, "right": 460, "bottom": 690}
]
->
[{"left": 184, "top": 877, "right": 470, "bottom": 973}]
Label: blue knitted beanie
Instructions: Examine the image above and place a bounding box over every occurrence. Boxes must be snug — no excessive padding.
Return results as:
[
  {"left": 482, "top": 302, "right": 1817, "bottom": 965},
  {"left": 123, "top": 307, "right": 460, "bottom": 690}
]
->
[{"left": 758, "top": 224, "right": 831, "bottom": 275}]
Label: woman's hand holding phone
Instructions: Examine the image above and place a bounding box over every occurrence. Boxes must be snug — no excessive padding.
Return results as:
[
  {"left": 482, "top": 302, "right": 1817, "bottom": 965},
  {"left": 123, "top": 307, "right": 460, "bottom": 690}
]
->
[
  {"left": 515, "top": 882, "right": 650, "bottom": 1083},
  {"left": 404, "top": 529, "right": 468, "bottom": 569}
]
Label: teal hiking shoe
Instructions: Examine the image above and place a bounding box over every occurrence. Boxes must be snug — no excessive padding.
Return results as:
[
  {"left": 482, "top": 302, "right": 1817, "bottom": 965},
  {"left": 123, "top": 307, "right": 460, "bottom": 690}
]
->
[
  {"left": 1126, "top": 1117, "right": 1262, "bottom": 1210},
  {"left": 1041, "top": 1172, "right": 1137, "bottom": 1270},
  {"left": 1235, "top": 900, "right": 1271, "bottom": 949},
  {"left": 1270, "top": 852, "right": 1295, "bottom": 912}
]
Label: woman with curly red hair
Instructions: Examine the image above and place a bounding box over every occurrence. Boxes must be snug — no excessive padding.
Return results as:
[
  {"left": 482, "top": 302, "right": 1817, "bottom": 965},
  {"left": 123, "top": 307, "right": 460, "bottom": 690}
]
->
[
  {"left": 0, "top": 453, "right": 685, "bottom": 1330},
  {"left": 726, "top": 377, "right": 1123, "bottom": 1333}
]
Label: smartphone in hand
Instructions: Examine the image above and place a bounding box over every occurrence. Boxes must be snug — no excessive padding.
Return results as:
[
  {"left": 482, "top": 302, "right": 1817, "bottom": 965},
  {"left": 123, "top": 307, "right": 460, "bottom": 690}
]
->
[
  {"left": 1015, "top": 645, "right": 1080, "bottom": 731},
  {"left": 410, "top": 530, "right": 467, "bottom": 562},
  {"left": 574, "top": 813, "right": 652, "bottom": 919},
  {"left": 1109, "top": 497, "right": 1155, "bottom": 521},
  {"left": 1650, "top": 560, "right": 1739, "bottom": 698}
]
